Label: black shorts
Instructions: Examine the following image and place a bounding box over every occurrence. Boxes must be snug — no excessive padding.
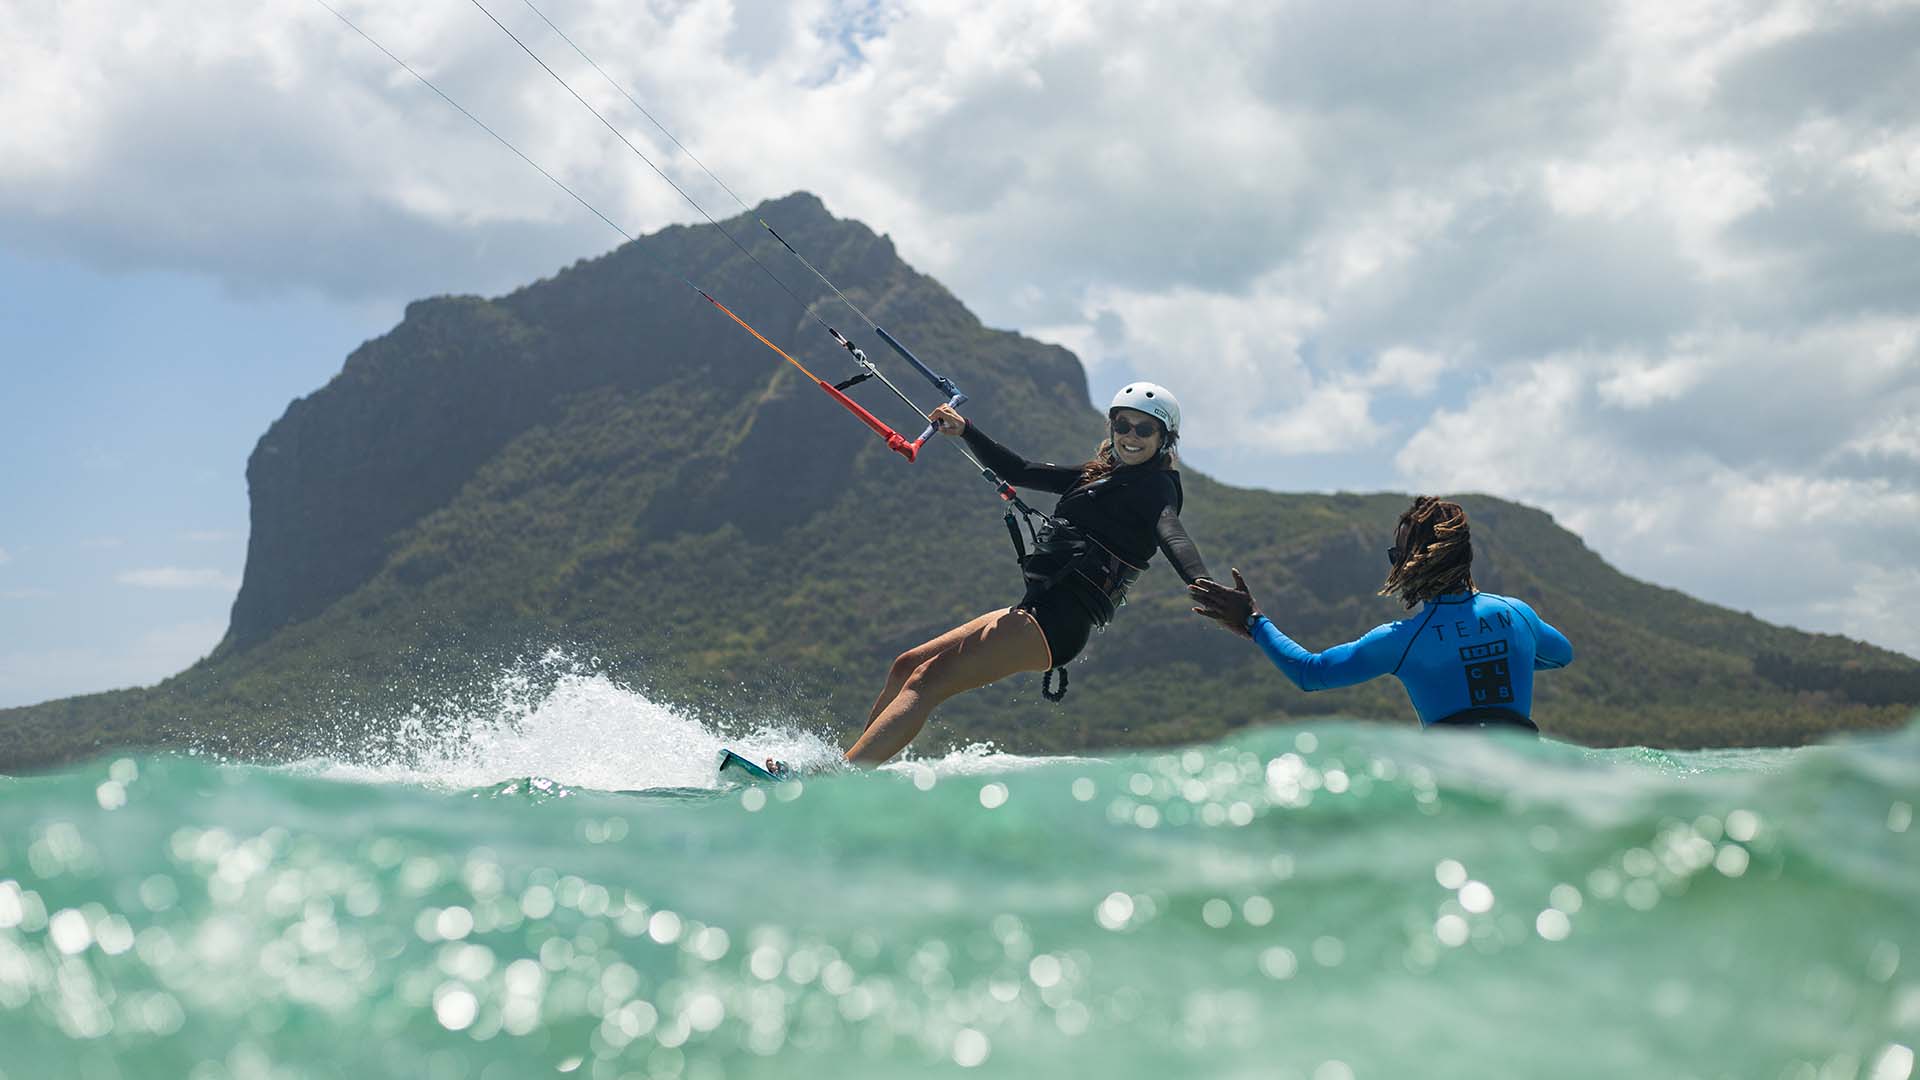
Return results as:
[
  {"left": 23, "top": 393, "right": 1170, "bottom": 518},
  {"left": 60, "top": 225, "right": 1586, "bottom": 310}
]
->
[
  {"left": 1429, "top": 707, "right": 1539, "bottom": 734},
  {"left": 1015, "top": 585, "right": 1100, "bottom": 669}
]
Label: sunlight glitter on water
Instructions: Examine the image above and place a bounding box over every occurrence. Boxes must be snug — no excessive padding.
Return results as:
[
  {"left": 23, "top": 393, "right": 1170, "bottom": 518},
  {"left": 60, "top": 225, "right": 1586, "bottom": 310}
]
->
[{"left": 1, "top": 674, "right": 1916, "bottom": 1079}]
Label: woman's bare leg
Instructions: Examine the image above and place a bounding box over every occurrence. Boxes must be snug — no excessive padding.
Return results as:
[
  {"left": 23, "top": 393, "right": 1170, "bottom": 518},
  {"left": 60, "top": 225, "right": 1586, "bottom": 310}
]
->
[
  {"left": 844, "top": 608, "right": 1051, "bottom": 765},
  {"left": 860, "top": 612, "right": 1000, "bottom": 734}
]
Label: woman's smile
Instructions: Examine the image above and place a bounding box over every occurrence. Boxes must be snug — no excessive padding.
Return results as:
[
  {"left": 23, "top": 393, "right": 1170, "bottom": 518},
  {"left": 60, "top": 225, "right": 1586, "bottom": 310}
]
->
[{"left": 1111, "top": 408, "right": 1162, "bottom": 463}]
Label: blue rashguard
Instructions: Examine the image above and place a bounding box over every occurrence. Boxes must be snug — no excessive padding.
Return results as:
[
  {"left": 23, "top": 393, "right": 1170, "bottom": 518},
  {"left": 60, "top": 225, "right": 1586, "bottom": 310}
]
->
[{"left": 1248, "top": 592, "right": 1573, "bottom": 727}]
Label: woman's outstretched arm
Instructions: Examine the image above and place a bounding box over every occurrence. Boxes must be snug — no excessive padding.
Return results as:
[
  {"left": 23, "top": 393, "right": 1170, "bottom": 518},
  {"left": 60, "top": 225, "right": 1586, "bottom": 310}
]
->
[
  {"left": 939, "top": 412, "right": 1084, "bottom": 494},
  {"left": 1155, "top": 506, "right": 1212, "bottom": 585}
]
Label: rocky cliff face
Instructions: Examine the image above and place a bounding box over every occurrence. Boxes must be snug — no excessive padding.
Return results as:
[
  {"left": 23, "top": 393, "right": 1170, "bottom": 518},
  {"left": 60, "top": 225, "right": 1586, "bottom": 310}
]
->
[
  {"left": 223, "top": 193, "right": 980, "bottom": 647},
  {"left": 231, "top": 297, "right": 541, "bottom": 644}
]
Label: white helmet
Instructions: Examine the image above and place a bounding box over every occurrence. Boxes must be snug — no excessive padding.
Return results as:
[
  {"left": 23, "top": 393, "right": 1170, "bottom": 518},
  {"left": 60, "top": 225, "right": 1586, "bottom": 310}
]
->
[{"left": 1109, "top": 382, "right": 1181, "bottom": 437}]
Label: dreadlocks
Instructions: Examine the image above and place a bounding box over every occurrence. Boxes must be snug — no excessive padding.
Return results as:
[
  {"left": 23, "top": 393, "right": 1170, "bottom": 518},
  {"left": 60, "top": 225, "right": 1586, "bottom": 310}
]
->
[{"left": 1379, "top": 496, "right": 1476, "bottom": 609}]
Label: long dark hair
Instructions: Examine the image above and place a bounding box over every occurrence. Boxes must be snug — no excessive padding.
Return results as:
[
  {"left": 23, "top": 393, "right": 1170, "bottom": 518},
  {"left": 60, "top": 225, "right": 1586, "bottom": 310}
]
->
[
  {"left": 1076, "top": 423, "right": 1178, "bottom": 486},
  {"left": 1379, "top": 496, "right": 1475, "bottom": 609}
]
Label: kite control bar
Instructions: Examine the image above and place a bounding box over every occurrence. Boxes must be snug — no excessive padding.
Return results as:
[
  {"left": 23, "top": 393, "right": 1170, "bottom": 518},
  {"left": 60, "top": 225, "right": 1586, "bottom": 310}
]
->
[
  {"left": 823, "top": 328, "right": 969, "bottom": 462},
  {"left": 874, "top": 327, "right": 968, "bottom": 447}
]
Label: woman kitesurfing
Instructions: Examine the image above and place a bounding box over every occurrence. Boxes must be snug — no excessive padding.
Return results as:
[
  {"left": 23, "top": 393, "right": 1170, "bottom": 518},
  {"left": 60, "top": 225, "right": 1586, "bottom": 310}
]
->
[
  {"left": 1188, "top": 496, "right": 1573, "bottom": 732},
  {"left": 843, "top": 384, "right": 1219, "bottom": 764},
  {"left": 315, "top": 0, "right": 1225, "bottom": 773}
]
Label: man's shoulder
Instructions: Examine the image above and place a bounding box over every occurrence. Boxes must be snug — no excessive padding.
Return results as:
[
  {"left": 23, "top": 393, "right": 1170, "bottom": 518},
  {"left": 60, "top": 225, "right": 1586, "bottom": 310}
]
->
[{"left": 1475, "top": 591, "right": 1535, "bottom": 615}]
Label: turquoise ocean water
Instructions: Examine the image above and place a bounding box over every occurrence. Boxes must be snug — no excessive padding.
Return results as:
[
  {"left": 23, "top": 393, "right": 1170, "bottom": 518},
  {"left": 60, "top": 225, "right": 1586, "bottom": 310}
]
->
[{"left": 2, "top": 669, "right": 1917, "bottom": 1080}]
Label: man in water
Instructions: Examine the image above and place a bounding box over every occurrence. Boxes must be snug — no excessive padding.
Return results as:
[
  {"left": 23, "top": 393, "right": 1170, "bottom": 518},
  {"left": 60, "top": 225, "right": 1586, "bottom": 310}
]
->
[{"left": 1189, "top": 497, "right": 1572, "bottom": 732}]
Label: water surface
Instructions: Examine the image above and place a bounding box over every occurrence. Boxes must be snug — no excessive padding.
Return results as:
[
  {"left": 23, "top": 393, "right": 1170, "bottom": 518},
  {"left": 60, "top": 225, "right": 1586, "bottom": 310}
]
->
[{"left": 3, "top": 673, "right": 1916, "bottom": 1079}]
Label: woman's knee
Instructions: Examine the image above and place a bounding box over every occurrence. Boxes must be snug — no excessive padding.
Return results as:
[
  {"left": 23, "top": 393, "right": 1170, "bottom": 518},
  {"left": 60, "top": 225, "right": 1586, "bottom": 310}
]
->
[
  {"left": 889, "top": 649, "right": 925, "bottom": 682},
  {"left": 903, "top": 654, "right": 955, "bottom": 698}
]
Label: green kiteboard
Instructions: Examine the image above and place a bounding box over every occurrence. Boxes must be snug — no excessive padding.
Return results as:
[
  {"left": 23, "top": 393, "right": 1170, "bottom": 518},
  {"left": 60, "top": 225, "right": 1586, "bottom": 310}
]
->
[{"left": 717, "top": 749, "right": 785, "bottom": 783}]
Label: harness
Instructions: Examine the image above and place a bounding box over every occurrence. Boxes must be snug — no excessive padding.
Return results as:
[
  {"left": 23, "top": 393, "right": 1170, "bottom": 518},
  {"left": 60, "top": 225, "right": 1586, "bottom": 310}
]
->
[
  {"left": 1022, "top": 520, "right": 1146, "bottom": 624},
  {"left": 996, "top": 470, "right": 1156, "bottom": 702}
]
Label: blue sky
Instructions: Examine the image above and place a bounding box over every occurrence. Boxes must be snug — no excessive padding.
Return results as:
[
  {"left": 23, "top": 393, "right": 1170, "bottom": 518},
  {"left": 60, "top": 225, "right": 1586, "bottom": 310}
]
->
[
  {"left": 0, "top": 252, "right": 397, "bottom": 705},
  {"left": 3, "top": 0, "right": 1918, "bottom": 708}
]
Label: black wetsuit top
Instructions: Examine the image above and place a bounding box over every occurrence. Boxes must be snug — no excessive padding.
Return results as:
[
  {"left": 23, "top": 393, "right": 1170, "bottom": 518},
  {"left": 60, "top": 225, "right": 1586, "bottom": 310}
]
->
[{"left": 961, "top": 423, "right": 1211, "bottom": 665}]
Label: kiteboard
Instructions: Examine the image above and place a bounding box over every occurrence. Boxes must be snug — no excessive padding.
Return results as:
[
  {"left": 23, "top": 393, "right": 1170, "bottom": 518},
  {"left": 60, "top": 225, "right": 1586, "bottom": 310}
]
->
[{"left": 717, "top": 749, "right": 787, "bottom": 783}]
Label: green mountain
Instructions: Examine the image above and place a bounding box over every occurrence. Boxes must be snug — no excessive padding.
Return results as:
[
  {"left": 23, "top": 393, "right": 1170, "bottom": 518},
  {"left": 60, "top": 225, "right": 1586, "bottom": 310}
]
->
[{"left": 5, "top": 193, "right": 1916, "bottom": 771}]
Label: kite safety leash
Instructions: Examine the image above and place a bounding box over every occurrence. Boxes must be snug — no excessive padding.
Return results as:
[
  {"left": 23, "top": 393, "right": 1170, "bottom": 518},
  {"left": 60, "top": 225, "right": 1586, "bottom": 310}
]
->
[{"left": 698, "top": 293, "right": 917, "bottom": 459}]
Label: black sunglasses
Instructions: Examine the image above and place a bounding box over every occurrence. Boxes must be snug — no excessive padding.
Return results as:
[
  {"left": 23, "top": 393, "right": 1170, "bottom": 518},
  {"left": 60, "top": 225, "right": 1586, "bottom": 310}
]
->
[
  {"left": 1110, "top": 417, "right": 1161, "bottom": 439},
  {"left": 1387, "top": 523, "right": 1414, "bottom": 567}
]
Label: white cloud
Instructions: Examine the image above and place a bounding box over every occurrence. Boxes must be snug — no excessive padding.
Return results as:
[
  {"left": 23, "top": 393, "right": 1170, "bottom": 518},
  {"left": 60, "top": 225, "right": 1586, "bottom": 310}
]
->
[
  {"left": 1541, "top": 145, "right": 1773, "bottom": 278},
  {"left": 1399, "top": 362, "right": 1599, "bottom": 496},
  {"left": 1262, "top": 383, "right": 1386, "bottom": 456},
  {"left": 1613, "top": 0, "right": 1816, "bottom": 108},
  {"left": 116, "top": 567, "right": 242, "bottom": 591},
  {"left": 1396, "top": 325, "right": 1920, "bottom": 658},
  {"left": 1228, "top": 346, "right": 1456, "bottom": 455},
  {"left": 1846, "top": 411, "right": 1920, "bottom": 463},
  {"left": 1362, "top": 348, "right": 1451, "bottom": 397},
  {"left": 0, "top": 546, "right": 10, "bottom": 565},
  {"left": 1594, "top": 351, "right": 1717, "bottom": 409},
  {"left": 1843, "top": 128, "right": 1920, "bottom": 232}
]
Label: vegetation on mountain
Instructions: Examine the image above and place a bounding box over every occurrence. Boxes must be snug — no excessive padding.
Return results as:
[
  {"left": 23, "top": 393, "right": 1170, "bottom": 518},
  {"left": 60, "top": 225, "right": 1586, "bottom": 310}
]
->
[{"left": 4, "top": 194, "right": 1914, "bottom": 772}]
